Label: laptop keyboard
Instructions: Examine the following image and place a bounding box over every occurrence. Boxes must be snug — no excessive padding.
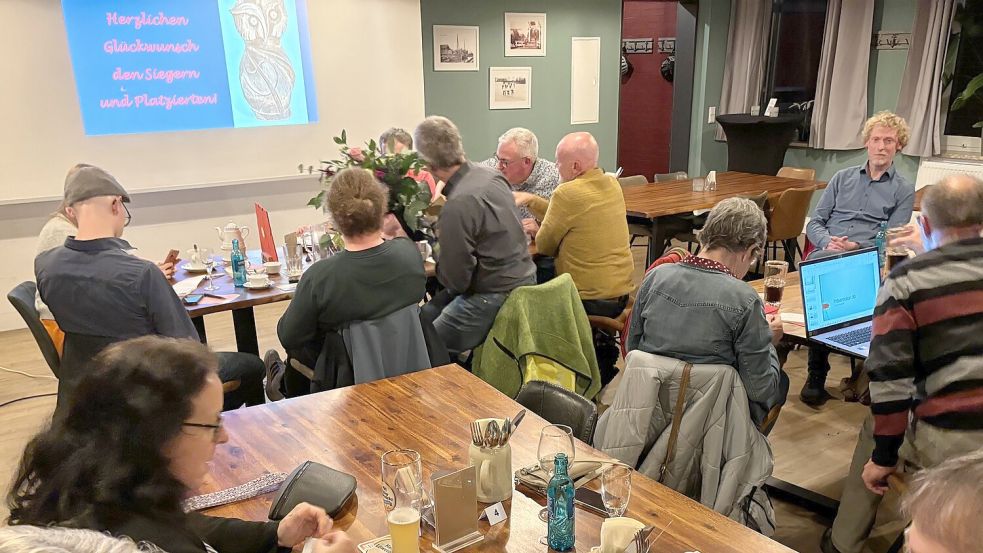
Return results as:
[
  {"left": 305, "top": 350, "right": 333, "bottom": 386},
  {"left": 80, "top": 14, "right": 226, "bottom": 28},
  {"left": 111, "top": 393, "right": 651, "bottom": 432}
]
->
[{"left": 828, "top": 327, "right": 871, "bottom": 347}]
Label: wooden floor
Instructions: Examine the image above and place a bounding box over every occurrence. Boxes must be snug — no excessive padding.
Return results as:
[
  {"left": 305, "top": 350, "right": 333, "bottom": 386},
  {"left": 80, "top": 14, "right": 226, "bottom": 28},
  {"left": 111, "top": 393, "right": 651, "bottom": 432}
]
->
[{"left": 0, "top": 241, "right": 904, "bottom": 552}]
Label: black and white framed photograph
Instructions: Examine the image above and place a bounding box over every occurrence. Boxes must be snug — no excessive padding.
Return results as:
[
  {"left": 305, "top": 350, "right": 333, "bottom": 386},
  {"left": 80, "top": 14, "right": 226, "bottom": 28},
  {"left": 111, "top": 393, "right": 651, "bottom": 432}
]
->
[
  {"left": 504, "top": 13, "right": 546, "bottom": 57},
  {"left": 489, "top": 66, "right": 531, "bottom": 110},
  {"left": 433, "top": 25, "right": 479, "bottom": 71}
]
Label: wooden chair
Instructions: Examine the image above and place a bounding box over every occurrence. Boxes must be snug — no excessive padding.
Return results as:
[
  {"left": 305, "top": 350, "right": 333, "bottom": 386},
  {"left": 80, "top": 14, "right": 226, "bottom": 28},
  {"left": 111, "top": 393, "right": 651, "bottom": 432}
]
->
[
  {"left": 764, "top": 185, "right": 817, "bottom": 268},
  {"left": 777, "top": 166, "right": 816, "bottom": 181},
  {"left": 619, "top": 175, "right": 653, "bottom": 248}
]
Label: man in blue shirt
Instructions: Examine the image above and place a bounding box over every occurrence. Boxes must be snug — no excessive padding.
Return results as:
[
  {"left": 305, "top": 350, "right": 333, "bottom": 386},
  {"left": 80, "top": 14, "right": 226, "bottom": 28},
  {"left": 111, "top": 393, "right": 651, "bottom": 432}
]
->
[{"left": 801, "top": 111, "right": 915, "bottom": 406}]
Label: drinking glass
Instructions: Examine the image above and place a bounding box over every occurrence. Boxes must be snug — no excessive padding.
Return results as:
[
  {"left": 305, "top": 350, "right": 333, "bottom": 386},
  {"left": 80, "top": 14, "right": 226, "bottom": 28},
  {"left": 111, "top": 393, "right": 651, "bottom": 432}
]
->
[
  {"left": 537, "top": 424, "right": 575, "bottom": 522},
  {"left": 763, "top": 260, "right": 789, "bottom": 309},
  {"left": 201, "top": 249, "right": 218, "bottom": 292},
  {"left": 381, "top": 449, "right": 423, "bottom": 553},
  {"left": 601, "top": 465, "right": 632, "bottom": 517},
  {"left": 885, "top": 226, "right": 910, "bottom": 272},
  {"left": 284, "top": 254, "right": 304, "bottom": 283}
]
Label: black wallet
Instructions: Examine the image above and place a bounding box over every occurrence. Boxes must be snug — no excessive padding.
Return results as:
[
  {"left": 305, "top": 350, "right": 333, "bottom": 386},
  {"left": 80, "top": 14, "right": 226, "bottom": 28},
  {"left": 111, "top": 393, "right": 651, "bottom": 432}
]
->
[{"left": 268, "top": 461, "right": 357, "bottom": 520}]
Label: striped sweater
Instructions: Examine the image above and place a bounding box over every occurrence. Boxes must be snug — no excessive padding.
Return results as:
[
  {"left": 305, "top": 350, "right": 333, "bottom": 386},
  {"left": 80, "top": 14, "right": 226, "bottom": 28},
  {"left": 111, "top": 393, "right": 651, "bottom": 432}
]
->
[{"left": 867, "top": 236, "right": 983, "bottom": 467}]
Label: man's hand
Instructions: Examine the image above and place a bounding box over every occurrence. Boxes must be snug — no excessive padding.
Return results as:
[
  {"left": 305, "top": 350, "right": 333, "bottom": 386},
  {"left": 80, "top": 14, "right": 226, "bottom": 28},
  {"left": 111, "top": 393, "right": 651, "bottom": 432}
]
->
[
  {"left": 310, "top": 532, "right": 357, "bottom": 553},
  {"left": 766, "top": 313, "right": 784, "bottom": 346},
  {"left": 861, "top": 461, "right": 896, "bottom": 495},
  {"left": 157, "top": 262, "right": 176, "bottom": 279},
  {"left": 277, "top": 502, "right": 333, "bottom": 547},
  {"left": 513, "top": 191, "right": 537, "bottom": 207},
  {"left": 521, "top": 218, "right": 540, "bottom": 238},
  {"left": 888, "top": 223, "right": 924, "bottom": 255},
  {"left": 826, "top": 236, "right": 859, "bottom": 252}
]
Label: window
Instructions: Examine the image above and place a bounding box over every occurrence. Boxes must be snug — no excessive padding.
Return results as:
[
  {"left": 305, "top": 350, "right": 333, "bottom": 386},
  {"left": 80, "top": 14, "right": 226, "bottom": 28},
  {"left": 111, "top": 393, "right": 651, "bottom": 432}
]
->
[
  {"left": 761, "top": 0, "right": 829, "bottom": 143},
  {"left": 942, "top": 2, "right": 983, "bottom": 155}
]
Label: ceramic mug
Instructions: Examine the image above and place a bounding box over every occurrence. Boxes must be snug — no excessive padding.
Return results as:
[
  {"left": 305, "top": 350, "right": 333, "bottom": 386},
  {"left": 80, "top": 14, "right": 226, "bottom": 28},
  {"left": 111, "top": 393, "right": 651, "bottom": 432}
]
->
[{"left": 468, "top": 419, "right": 512, "bottom": 503}]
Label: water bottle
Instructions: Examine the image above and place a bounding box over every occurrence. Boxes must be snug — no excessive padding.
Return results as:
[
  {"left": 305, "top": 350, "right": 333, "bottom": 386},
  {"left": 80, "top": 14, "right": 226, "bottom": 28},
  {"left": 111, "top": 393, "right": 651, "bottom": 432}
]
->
[
  {"left": 547, "top": 453, "right": 575, "bottom": 551},
  {"left": 874, "top": 222, "right": 887, "bottom": 270},
  {"left": 231, "top": 239, "right": 247, "bottom": 287}
]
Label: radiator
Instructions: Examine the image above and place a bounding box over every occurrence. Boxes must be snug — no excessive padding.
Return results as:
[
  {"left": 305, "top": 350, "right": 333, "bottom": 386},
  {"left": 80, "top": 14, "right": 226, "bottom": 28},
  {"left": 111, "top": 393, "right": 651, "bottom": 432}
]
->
[{"left": 915, "top": 157, "right": 983, "bottom": 189}]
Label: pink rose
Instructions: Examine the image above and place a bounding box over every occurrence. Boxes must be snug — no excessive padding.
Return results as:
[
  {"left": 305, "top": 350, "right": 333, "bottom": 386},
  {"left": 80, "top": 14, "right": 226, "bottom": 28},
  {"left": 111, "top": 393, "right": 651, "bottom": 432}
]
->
[
  {"left": 348, "top": 147, "right": 365, "bottom": 162},
  {"left": 375, "top": 170, "right": 386, "bottom": 180}
]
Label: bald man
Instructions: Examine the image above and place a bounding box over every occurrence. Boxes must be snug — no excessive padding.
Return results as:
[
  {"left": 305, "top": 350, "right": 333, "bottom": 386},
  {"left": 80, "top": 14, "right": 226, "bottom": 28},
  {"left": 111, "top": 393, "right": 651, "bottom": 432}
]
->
[
  {"left": 514, "top": 132, "right": 634, "bottom": 384},
  {"left": 821, "top": 174, "right": 983, "bottom": 553}
]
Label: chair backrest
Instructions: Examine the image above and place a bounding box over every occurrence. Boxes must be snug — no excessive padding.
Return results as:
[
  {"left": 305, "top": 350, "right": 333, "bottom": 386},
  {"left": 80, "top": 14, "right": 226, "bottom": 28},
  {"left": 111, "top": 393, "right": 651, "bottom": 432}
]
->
[
  {"left": 776, "top": 166, "right": 816, "bottom": 181},
  {"left": 617, "top": 175, "right": 648, "bottom": 187},
  {"left": 654, "top": 171, "right": 689, "bottom": 182},
  {"left": 514, "top": 379, "right": 598, "bottom": 443},
  {"left": 7, "top": 282, "right": 60, "bottom": 378},
  {"left": 767, "top": 185, "right": 817, "bottom": 241}
]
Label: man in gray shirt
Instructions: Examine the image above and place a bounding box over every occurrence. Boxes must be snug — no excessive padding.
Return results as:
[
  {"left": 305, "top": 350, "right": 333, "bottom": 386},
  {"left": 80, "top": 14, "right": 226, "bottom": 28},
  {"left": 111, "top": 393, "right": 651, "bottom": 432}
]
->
[
  {"left": 801, "top": 111, "right": 915, "bottom": 406},
  {"left": 414, "top": 116, "right": 536, "bottom": 359},
  {"left": 35, "top": 166, "right": 264, "bottom": 410}
]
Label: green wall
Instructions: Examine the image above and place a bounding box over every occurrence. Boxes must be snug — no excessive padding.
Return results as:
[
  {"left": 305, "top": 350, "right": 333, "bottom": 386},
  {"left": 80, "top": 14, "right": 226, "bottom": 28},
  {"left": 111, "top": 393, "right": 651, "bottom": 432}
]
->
[
  {"left": 420, "top": 0, "right": 623, "bottom": 170},
  {"left": 690, "top": 0, "right": 920, "bottom": 183}
]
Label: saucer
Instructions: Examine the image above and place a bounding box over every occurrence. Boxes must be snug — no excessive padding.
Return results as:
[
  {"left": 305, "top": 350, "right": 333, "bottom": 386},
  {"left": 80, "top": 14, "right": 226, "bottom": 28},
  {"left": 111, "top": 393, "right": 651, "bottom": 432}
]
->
[
  {"left": 244, "top": 280, "right": 272, "bottom": 290},
  {"left": 181, "top": 263, "right": 208, "bottom": 273}
]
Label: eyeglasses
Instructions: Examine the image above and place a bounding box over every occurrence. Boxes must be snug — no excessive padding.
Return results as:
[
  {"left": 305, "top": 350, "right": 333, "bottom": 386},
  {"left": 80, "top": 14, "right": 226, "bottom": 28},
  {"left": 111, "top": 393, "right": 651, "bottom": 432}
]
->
[
  {"left": 115, "top": 198, "right": 131, "bottom": 227},
  {"left": 495, "top": 155, "right": 527, "bottom": 169},
  {"left": 182, "top": 415, "right": 224, "bottom": 441}
]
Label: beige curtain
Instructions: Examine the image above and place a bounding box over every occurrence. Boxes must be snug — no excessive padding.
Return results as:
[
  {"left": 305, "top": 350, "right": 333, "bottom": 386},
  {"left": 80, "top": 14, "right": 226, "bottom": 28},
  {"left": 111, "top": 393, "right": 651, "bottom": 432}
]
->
[
  {"left": 895, "top": 0, "right": 957, "bottom": 158},
  {"left": 716, "top": 0, "right": 772, "bottom": 140},
  {"left": 808, "top": 0, "right": 875, "bottom": 149}
]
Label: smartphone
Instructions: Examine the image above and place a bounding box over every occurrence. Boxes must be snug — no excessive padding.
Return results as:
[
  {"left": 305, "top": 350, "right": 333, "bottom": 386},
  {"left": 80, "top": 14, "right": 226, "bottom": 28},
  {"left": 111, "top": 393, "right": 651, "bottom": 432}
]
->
[
  {"left": 182, "top": 294, "right": 204, "bottom": 305},
  {"left": 163, "top": 249, "right": 180, "bottom": 266},
  {"left": 575, "top": 486, "right": 609, "bottom": 516}
]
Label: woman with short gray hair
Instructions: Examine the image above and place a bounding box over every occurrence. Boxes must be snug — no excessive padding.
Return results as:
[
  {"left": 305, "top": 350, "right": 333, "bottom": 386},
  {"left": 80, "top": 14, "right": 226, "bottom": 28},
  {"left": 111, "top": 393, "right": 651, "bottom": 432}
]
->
[
  {"left": 413, "top": 116, "right": 466, "bottom": 170},
  {"left": 0, "top": 526, "right": 156, "bottom": 553},
  {"left": 626, "top": 197, "right": 789, "bottom": 429}
]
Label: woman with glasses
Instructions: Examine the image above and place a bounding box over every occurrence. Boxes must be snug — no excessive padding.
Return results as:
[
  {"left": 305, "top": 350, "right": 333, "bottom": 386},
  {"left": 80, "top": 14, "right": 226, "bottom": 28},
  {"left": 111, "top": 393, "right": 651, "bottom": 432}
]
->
[{"left": 6, "top": 336, "right": 356, "bottom": 553}]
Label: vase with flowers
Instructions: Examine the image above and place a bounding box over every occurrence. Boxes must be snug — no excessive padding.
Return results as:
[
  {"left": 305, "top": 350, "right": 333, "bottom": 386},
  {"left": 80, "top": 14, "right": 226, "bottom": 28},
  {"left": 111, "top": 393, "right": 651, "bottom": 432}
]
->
[{"left": 308, "top": 130, "right": 433, "bottom": 241}]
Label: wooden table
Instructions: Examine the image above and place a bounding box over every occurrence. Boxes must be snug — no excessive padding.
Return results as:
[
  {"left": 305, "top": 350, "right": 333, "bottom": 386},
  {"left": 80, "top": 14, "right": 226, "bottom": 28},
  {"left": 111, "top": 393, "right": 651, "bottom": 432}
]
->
[
  {"left": 203, "top": 366, "right": 793, "bottom": 553},
  {"left": 622, "top": 172, "right": 826, "bottom": 265}
]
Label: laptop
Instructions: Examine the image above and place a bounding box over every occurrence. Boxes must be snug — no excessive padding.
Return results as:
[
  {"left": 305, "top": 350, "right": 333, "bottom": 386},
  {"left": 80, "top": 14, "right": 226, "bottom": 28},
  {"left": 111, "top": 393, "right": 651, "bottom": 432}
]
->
[{"left": 799, "top": 247, "right": 881, "bottom": 358}]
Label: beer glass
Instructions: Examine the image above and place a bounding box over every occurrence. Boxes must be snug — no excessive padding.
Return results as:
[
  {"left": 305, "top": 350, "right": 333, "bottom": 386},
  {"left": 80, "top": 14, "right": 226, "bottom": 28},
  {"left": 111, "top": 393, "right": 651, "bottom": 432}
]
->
[
  {"left": 763, "top": 260, "right": 789, "bottom": 309},
  {"left": 381, "top": 449, "right": 423, "bottom": 553},
  {"left": 885, "top": 226, "right": 910, "bottom": 272}
]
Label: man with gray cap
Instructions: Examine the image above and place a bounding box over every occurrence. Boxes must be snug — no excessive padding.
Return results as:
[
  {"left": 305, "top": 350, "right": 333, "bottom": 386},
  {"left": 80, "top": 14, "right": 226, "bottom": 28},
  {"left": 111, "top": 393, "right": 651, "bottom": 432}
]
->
[
  {"left": 35, "top": 166, "right": 264, "bottom": 411},
  {"left": 414, "top": 116, "right": 536, "bottom": 360}
]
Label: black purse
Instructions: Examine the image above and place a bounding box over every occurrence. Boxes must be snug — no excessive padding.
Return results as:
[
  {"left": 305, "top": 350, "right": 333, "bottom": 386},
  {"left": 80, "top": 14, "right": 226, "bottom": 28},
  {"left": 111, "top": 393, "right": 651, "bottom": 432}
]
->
[{"left": 268, "top": 461, "right": 357, "bottom": 519}]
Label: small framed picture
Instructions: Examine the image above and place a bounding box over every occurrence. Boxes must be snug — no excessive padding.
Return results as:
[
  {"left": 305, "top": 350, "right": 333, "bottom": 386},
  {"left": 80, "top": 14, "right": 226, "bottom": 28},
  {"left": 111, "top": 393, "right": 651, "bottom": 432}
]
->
[
  {"left": 489, "top": 66, "right": 531, "bottom": 110},
  {"left": 505, "top": 13, "right": 546, "bottom": 57},
  {"left": 433, "top": 25, "right": 479, "bottom": 71}
]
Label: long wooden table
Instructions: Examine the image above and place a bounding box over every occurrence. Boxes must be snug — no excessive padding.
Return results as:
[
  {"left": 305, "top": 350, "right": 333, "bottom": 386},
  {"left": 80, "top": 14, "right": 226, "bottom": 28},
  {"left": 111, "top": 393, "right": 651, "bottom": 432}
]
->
[
  {"left": 203, "top": 366, "right": 793, "bottom": 553},
  {"left": 623, "top": 172, "right": 826, "bottom": 265}
]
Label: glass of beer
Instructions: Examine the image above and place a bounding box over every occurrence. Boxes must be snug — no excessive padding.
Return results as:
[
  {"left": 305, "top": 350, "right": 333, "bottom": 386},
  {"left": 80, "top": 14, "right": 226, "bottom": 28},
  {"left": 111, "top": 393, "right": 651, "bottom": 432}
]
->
[
  {"left": 763, "top": 260, "right": 789, "bottom": 309},
  {"left": 885, "top": 226, "right": 910, "bottom": 273},
  {"left": 381, "top": 449, "right": 423, "bottom": 553}
]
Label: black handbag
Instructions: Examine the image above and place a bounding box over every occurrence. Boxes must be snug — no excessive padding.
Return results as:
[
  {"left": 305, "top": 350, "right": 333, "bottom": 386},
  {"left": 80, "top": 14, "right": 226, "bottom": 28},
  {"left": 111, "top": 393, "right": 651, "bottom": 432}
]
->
[{"left": 268, "top": 461, "right": 357, "bottom": 519}]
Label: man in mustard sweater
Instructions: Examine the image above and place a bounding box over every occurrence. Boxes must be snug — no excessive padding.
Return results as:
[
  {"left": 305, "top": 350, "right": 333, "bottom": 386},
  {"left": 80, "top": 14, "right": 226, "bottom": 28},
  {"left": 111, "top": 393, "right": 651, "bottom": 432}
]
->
[{"left": 514, "top": 132, "right": 634, "bottom": 384}]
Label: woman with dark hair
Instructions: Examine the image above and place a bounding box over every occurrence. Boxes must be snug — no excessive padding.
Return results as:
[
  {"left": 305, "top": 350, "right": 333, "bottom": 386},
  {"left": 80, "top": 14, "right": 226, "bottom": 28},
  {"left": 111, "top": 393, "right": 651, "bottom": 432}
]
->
[{"left": 7, "top": 336, "right": 355, "bottom": 553}]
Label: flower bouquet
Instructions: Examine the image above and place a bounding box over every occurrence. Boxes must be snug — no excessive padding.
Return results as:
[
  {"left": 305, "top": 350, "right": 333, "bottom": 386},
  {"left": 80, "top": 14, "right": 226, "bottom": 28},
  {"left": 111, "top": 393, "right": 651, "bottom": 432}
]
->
[{"left": 308, "top": 130, "right": 433, "bottom": 237}]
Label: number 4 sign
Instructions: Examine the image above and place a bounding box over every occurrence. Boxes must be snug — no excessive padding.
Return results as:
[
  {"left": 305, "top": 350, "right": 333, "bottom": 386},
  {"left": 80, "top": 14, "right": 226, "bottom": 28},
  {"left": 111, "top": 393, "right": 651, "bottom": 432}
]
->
[{"left": 481, "top": 502, "right": 508, "bottom": 526}]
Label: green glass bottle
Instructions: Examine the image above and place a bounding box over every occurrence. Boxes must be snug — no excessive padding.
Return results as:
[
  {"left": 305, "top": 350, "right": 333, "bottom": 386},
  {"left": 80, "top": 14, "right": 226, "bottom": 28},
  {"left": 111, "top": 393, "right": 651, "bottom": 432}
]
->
[{"left": 547, "top": 452, "right": 575, "bottom": 551}]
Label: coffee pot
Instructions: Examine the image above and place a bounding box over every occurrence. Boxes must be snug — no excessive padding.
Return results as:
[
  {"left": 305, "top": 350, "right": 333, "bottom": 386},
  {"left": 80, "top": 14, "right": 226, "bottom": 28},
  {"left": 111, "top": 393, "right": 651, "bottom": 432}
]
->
[{"left": 215, "top": 222, "right": 250, "bottom": 254}]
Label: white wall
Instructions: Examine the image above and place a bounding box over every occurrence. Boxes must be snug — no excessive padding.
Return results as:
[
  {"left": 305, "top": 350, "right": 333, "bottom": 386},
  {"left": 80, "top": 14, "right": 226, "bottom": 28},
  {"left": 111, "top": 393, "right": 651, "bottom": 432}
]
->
[{"left": 0, "top": 0, "right": 426, "bottom": 331}]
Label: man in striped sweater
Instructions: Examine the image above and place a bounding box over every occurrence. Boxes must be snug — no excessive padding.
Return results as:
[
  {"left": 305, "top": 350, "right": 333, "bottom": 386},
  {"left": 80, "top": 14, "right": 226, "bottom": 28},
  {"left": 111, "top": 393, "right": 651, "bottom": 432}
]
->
[{"left": 822, "top": 174, "right": 983, "bottom": 553}]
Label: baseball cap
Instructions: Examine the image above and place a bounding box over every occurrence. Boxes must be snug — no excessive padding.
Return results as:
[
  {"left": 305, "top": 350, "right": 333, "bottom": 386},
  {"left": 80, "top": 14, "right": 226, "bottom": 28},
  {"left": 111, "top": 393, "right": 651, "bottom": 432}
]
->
[{"left": 64, "top": 166, "right": 131, "bottom": 206}]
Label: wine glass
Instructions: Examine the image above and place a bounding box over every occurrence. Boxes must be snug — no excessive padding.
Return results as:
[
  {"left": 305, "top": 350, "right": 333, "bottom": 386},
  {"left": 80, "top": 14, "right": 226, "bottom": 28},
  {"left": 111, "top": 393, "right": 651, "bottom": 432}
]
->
[
  {"left": 201, "top": 248, "right": 218, "bottom": 292},
  {"left": 601, "top": 465, "right": 632, "bottom": 517},
  {"left": 537, "top": 424, "right": 575, "bottom": 522}
]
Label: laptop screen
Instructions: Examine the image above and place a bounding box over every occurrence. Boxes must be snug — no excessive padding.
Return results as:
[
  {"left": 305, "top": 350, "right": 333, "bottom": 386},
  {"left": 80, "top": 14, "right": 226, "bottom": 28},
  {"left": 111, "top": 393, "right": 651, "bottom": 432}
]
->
[{"left": 799, "top": 248, "right": 881, "bottom": 335}]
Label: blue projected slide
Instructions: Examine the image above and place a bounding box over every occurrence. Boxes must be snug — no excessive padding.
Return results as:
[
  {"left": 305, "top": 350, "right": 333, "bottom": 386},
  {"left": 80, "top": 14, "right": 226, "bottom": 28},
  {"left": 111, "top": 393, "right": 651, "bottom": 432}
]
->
[
  {"left": 816, "top": 263, "right": 878, "bottom": 322},
  {"left": 61, "top": 0, "right": 317, "bottom": 136}
]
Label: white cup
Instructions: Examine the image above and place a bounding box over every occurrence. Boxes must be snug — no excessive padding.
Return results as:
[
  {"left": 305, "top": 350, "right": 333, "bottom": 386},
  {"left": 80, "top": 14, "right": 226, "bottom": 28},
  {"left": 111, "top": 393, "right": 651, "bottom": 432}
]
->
[
  {"left": 247, "top": 273, "right": 269, "bottom": 287},
  {"left": 263, "top": 261, "right": 281, "bottom": 274}
]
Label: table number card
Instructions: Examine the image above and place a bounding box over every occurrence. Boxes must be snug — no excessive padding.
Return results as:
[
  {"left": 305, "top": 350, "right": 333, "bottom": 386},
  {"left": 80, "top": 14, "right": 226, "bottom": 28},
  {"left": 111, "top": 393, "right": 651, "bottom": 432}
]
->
[{"left": 432, "top": 466, "right": 482, "bottom": 553}]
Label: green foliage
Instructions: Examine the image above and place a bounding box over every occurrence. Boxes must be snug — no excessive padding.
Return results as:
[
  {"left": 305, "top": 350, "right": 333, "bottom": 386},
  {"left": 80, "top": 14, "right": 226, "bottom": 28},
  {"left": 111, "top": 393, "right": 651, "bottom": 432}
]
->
[{"left": 308, "top": 130, "right": 432, "bottom": 232}]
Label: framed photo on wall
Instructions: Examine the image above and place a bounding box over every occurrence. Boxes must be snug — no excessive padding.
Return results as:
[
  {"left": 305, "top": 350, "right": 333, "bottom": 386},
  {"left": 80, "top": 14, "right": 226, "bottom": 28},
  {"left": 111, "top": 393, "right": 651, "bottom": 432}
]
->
[
  {"left": 433, "top": 25, "right": 479, "bottom": 71},
  {"left": 504, "top": 13, "right": 546, "bottom": 57},
  {"left": 489, "top": 67, "right": 531, "bottom": 110}
]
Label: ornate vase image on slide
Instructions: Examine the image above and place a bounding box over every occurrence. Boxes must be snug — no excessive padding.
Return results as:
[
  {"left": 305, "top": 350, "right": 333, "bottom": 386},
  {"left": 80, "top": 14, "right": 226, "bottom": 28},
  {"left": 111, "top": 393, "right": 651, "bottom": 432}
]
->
[{"left": 230, "top": 0, "right": 296, "bottom": 120}]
